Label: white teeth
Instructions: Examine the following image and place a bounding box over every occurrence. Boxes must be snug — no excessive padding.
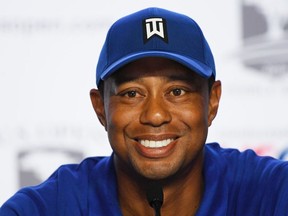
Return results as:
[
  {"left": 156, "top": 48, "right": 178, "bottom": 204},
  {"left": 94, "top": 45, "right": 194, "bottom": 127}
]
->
[{"left": 139, "top": 139, "right": 174, "bottom": 148}]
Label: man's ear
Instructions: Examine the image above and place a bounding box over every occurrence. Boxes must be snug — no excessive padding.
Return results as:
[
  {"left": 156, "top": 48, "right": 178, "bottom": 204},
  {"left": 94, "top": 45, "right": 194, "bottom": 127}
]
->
[
  {"left": 208, "top": 80, "right": 222, "bottom": 127},
  {"left": 90, "top": 89, "right": 107, "bottom": 130}
]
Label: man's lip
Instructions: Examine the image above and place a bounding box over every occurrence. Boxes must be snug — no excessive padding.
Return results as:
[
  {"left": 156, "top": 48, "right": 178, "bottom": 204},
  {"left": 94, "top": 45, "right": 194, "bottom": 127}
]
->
[
  {"left": 138, "top": 138, "right": 174, "bottom": 148},
  {"left": 134, "top": 134, "right": 178, "bottom": 141},
  {"left": 134, "top": 136, "right": 178, "bottom": 158}
]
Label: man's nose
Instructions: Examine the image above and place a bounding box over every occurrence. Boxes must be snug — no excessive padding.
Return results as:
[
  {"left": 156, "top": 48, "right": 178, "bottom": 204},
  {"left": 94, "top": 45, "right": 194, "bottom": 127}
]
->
[{"left": 139, "top": 96, "right": 172, "bottom": 127}]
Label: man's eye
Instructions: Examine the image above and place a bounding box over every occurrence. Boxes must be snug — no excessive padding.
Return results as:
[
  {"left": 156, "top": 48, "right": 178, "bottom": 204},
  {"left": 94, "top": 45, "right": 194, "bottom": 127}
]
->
[
  {"left": 125, "top": 90, "right": 137, "bottom": 97},
  {"left": 170, "top": 88, "right": 185, "bottom": 96}
]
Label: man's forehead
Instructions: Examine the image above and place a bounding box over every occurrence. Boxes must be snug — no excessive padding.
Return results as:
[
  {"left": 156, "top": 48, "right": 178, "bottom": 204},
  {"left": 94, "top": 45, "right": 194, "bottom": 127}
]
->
[{"left": 105, "top": 57, "right": 205, "bottom": 85}]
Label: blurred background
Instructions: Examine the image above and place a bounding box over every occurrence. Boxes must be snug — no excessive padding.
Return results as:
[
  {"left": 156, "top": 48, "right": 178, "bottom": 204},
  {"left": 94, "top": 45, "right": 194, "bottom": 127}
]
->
[{"left": 1, "top": 0, "right": 288, "bottom": 205}]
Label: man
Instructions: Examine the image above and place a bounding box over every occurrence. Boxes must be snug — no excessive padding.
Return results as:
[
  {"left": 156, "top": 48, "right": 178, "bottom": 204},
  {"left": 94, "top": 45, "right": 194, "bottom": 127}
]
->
[{"left": 1, "top": 7, "right": 287, "bottom": 216}]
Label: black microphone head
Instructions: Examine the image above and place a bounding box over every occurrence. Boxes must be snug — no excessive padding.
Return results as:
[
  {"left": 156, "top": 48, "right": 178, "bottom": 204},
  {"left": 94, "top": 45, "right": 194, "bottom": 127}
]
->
[{"left": 146, "top": 181, "right": 164, "bottom": 208}]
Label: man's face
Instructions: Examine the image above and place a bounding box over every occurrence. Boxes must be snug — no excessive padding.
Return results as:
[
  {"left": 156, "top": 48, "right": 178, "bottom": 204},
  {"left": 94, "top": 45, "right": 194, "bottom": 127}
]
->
[{"left": 92, "top": 57, "right": 221, "bottom": 180}]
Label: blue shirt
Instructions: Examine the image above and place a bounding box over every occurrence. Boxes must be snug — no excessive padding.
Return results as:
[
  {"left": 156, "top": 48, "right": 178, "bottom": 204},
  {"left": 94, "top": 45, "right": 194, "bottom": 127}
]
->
[{"left": 1, "top": 143, "right": 288, "bottom": 215}]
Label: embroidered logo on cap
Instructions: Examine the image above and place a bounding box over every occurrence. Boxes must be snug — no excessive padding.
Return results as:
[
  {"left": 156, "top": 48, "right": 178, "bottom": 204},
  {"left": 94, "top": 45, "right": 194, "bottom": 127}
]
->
[{"left": 143, "top": 18, "right": 168, "bottom": 43}]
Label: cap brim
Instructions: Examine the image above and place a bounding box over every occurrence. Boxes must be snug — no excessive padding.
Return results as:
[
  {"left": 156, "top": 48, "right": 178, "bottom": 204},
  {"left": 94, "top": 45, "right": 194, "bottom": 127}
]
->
[{"left": 100, "top": 51, "right": 213, "bottom": 82}]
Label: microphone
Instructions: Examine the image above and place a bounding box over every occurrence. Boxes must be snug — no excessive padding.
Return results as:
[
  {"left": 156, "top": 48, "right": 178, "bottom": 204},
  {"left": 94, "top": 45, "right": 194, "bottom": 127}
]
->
[{"left": 146, "top": 182, "right": 164, "bottom": 216}]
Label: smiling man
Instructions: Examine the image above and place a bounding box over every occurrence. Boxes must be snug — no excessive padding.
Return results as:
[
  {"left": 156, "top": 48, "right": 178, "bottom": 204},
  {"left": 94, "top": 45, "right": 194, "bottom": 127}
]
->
[
  {"left": 90, "top": 56, "right": 220, "bottom": 215},
  {"left": 1, "top": 7, "right": 288, "bottom": 216}
]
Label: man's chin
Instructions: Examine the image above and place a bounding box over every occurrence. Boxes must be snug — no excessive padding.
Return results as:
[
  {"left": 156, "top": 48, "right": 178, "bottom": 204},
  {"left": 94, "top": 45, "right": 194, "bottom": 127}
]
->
[{"left": 133, "top": 164, "right": 180, "bottom": 182}]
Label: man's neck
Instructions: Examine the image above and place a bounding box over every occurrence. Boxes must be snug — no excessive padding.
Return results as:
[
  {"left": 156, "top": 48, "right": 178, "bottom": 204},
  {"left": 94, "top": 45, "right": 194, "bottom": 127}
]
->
[{"left": 115, "top": 155, "right": 204, "bottom": 216}]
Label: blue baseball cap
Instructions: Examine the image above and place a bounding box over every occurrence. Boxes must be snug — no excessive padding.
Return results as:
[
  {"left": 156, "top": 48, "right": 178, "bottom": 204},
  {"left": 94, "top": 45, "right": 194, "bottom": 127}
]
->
[{"left": 96, "top": 7, "right": 216, "bottom": 87}]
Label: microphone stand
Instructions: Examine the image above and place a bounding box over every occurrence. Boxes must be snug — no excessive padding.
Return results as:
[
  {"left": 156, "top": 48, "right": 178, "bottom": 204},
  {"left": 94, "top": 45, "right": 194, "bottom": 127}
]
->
[
  {"left": 146, "top": 182, "right": 164, "bottom": 216},
  {"left": 150, "top": 199, "right": 162, "bottom": 216}
]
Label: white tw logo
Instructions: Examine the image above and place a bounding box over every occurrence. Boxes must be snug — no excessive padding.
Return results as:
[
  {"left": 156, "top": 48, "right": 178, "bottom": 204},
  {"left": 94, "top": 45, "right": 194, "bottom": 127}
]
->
[{"left": 143, "top": 17, "right": 168, "bottom": 43}]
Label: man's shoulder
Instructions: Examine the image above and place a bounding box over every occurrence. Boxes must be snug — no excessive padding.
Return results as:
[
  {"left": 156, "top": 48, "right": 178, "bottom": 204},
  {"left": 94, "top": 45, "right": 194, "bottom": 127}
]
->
[
  {"left": 0, "top": 155, "right": 114, "bottom": 215},
  {"left": 26, "top": 155, "right": 113, "bottom": 195},
  {"left": 201, "top": 143, "right": 288, "bottom": 215},
  {"left": 205, "top": 142, "right": 287, "bottom": 164},
  {"left": 205, "top": 142, "right": 288, "bottom": 183},
  {"left": 54, "top": 155, "right": 111, "bottom": 178}
]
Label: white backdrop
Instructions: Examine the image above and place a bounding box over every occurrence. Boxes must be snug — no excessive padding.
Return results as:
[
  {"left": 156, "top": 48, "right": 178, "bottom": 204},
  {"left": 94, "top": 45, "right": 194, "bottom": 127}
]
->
[{"left": 1, "top": 0, "right": 288, "bottom": 205}]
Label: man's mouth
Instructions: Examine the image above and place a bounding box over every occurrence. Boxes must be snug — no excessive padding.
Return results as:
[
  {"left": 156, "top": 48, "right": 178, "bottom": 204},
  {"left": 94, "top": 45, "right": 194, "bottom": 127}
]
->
[{"left": 139, "top": 139, "right": 174, "bottom": 148}]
